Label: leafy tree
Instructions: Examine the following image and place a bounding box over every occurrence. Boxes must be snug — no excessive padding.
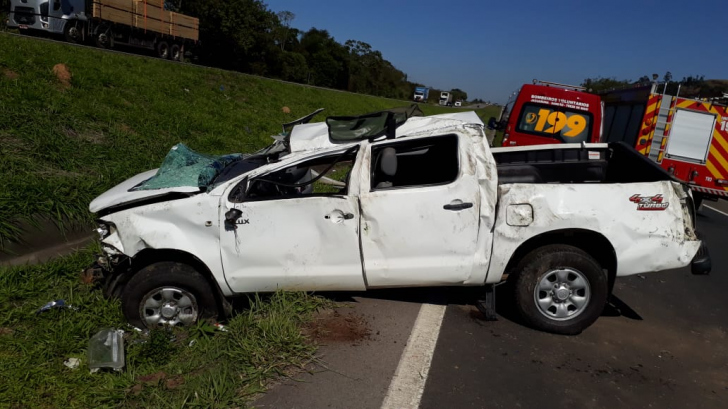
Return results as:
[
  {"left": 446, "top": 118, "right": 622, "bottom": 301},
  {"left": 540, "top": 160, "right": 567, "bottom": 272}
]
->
[
  {"left": 581, "top": 76, "right": 631, "bottom": 92},
  {"left": 275, "top": 11, "right": 295, "bottom": 51},
  {"left": 182, "top": 0, "right": 279, "bottom": 71}
]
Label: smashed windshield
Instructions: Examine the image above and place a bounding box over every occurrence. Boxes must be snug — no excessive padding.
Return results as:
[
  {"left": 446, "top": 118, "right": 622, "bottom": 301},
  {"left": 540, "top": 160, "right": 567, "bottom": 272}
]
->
[{"left": 133, "top": 143, "right": 242, "bottom": 191}]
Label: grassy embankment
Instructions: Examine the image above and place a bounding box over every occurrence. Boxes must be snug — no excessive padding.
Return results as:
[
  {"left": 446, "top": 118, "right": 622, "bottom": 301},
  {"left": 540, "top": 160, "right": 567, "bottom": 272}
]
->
[
  {"left": 0, "top": 33, "right": 496, "bottom": 407},
  {"left": 0, "top": 32, "right": 479, "bottom": 249}
]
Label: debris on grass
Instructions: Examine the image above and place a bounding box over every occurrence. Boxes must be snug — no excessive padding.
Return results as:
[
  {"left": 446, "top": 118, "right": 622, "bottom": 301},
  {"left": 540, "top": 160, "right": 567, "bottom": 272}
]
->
[
  {"left": 88, "top": 329, "right": 125, "bottom": 372},
  {"left": 36, "top": 299, "right": 78, "bottom": 314},
  {"left": 52, "top": 63, "right": 72, "bottom": 89},
  {"left": 63, "top": 357, "right": 80, "bottom": 369}
]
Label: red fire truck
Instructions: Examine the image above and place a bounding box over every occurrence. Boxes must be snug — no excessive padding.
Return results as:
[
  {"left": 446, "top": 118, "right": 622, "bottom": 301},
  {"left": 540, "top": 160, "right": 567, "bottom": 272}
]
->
[
  {"left": 487, "top": 80, "right": 603, "bottom": 147},
  {"left": 600, "top": 83, "right": 728, "bottom": 206}
]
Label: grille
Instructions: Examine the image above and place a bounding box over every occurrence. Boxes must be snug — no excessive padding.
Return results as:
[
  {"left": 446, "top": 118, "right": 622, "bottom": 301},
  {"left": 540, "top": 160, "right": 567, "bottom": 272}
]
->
[{"left": 13, "top": 6, "right": 36, "bottom": 25}]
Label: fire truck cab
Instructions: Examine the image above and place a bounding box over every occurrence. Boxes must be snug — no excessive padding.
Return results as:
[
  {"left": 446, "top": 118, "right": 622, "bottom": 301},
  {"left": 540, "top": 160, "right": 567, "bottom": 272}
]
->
[
  {"left": 600, "top": 83, "right": 728, "bottom": 206},
  {"left": 488, "top": 80, "right": 603, "bottom": 147}
]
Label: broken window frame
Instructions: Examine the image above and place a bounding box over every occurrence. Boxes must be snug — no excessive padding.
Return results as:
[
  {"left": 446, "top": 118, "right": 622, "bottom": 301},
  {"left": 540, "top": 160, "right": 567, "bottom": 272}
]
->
[
  {"left": 369, "top": 134, "right": 461, "bottom": 192},
  {"left": 228, "top": 146, "right": 360, "bottom": 203}
]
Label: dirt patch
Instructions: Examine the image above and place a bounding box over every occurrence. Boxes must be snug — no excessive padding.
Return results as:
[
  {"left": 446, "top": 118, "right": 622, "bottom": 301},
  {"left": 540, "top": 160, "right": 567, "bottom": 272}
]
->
[
  {"left": 137, "top": 371, "right": 167, "bottom": 384},
  {"left": 282, "top": 106, "right": 291, "bottom": 114},
  {"left": 0, "top": 327, "right": 13, "bottom": 336},
  {"left": 52, "top": 63, "right": 72, "bottom": 89},
  {"left": 0, "top": 134, "right": 29, "bottom": 154},
  {"left": 79, "top": 130, "right": 105, "bottom": 144},
  {"left": 118, "top": 123, "right": 137, "bottom": 135},
  {"left": 304, "top": 309, "right": 371, "bottom": 345},
  {"left": 3, "top": 69, "right": 19, "bottom": 80},
  {"left": 165, "top": 375, "right": 185, "bottom": 390}
]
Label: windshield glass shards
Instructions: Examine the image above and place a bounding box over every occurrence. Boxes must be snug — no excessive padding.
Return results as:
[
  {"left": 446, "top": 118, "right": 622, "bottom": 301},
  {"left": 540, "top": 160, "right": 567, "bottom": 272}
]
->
[{"left": 132, "top": 143, "right": 243, "bottom": 191}]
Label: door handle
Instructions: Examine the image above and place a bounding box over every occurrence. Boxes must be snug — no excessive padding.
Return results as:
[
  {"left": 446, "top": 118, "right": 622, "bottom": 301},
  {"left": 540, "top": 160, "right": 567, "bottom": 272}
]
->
[
  {"left": 325, "top": 211, "right": 355, "bottom": 222},
  {"left": 443, "top": 202, "right": 473, "bottom": 211}
]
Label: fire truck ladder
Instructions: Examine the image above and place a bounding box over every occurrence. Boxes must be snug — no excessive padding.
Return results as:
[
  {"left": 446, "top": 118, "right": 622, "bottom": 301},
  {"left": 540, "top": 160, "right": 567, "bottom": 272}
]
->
[{"left": 648, "top": 83, "right": 681, "bottom": 162}]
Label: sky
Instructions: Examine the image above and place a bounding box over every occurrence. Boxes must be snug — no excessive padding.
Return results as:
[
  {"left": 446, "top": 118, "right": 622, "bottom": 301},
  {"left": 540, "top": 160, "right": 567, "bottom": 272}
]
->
[{"left": 263, "top": 0, "right": 726, "bottom": 103}]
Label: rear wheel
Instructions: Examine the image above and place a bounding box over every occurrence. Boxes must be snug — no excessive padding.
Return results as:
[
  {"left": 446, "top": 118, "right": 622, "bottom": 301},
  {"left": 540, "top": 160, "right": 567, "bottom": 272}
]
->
[
  {"left": 513, "top": 244, "right": 608, "bottom": 335},
  {"left": 94, "top": 27, "right": 113, "bottom": 49},
  {"left": 156, "top": 41, "right": 170, "bottom": 59},
  {"left": 121, "top": 262, "right": 219, "bottom": 329},
  {"left": 170, "top": 43, "right": 182, "bottom": 61}
]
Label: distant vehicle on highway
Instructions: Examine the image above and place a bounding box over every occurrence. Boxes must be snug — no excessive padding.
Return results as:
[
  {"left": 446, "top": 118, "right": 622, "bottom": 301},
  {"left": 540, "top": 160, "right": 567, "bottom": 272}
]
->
[
  {"left": 454, "top": 100, "right": 462, "bottom": 107},
  {"left": 439, "top": 91, "right": 453, "bottom": 106},
  {"left": 6, "top": 0, "right": 199, "bottom": 61},
  {"left": 413, "top": 87, "right": 430, "bottom": 103}
]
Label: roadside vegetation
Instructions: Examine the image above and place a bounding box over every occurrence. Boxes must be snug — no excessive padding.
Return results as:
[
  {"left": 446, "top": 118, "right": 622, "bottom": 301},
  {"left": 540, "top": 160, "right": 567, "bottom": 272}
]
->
[
  {"left": 0, "top": 245, "right": 332, "bottom": 408},
  {"left": 0, "top": 33, "right": 478, "bottom": 249}
]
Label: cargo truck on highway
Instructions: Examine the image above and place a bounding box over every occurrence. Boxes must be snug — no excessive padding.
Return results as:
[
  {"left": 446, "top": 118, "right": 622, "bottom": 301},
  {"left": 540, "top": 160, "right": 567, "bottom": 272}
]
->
[
  {"left": 413, "top": 87, "right": 430, "bottom": 103},
  {"left": 6, "top": 0, "right": 199, "bottom": 61},
  {"left": 439, "top": 91, "right": 452, "bottom": 106},
  {"left": 85, "top": 108, "right": 709, "bottom": 336}
]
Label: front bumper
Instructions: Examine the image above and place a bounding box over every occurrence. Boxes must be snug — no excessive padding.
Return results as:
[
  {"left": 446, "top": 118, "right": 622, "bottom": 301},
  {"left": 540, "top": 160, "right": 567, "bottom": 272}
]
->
[{"left": 691, "top": 239, "right": 711, "bottom": 275}]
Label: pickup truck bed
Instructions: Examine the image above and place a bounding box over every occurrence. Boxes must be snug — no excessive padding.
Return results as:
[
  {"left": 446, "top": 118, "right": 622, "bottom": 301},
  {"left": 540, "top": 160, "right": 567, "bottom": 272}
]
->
[{"left": 493, "top": 142, "right": 674, "bottom": 185}]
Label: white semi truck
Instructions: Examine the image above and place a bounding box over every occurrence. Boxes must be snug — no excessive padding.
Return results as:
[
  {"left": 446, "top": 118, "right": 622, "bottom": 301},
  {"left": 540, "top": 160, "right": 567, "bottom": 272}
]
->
[{"left": 439, "top": 91, "right": 452, "bottom": 106}]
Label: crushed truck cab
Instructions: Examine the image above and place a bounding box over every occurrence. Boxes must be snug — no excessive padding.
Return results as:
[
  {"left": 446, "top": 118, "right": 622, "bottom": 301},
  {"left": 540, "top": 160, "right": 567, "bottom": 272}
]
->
[{"left": 88, "top": 108, "right": 707, "bottom": 335}]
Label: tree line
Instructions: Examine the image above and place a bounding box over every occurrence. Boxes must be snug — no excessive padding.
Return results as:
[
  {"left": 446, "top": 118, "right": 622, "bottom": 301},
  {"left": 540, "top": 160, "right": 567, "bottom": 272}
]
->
[
  {"left": 581, "top": 72, "right": 727, "bottom": 100},
  {"left": 171, "top": 0, "right": 466, "bottom": 101}
]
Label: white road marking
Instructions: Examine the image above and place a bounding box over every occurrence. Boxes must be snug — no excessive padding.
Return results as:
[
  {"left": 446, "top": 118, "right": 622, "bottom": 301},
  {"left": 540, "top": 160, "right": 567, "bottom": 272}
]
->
[
  {"left": 380, "top": 302, "right": 446, "bottom": 409},
  {"left": 705, "top": 205, "right": 728, "bottom": 218}
]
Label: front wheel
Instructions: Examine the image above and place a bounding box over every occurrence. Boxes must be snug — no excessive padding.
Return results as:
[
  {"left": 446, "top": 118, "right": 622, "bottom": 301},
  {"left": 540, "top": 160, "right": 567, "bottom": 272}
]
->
[
  {"left": 63, "top": 21, "right": 83, "bottom": 44},
  {"left": 513, "top": 245, "right": 608, "bottom": 335},
  {"left": 121, "top": 262, "right": 220, "bottom": 329}
]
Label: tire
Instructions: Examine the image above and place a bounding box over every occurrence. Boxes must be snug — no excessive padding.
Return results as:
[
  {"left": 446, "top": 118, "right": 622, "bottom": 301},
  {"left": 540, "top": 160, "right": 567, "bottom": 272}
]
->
[
  {"left": 121, "top": 261, "right": 219, "bottom": 329},
  {"left": 94, "top": 27, "right": 113, "bottom": 49},
  {"left": 170, "top": 44, "right": 181, "bottom": 61},
  {"left": 63, "top": 21, "right": 82, "bottom": 44},
  {"left": 156, "top": 41, "right": 170, "bottom": 59},
  {"left": 512, "top": 244, "right": 608, "bottom": 335}
]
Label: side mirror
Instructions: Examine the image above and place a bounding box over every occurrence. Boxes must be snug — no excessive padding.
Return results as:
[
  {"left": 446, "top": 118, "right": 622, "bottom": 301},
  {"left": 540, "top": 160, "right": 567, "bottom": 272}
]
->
[
  {"left": 487, "top": 117, "right": 497, "bottom": 130},
  {"left": 225, "top": 208, "right": 242, "bottom": 224}
]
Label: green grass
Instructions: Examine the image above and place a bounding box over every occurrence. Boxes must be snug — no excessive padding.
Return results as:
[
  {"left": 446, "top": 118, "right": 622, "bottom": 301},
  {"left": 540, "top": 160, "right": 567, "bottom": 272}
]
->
[
  {"left": 0, "top": 33, "right": 481, "bottom": 249},
  {"left": 0, "top": 245, "right": 331, "bottom": 408}
]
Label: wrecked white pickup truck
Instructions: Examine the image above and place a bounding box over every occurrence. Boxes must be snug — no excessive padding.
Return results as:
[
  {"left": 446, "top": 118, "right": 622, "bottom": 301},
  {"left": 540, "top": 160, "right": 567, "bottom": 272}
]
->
[{"left": 87, "top": 107, "right": 710, "bottom": 335}]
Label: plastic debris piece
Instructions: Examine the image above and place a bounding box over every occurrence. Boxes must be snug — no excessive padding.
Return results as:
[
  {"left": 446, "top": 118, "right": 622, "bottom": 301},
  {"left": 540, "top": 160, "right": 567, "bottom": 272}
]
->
[
  {"left": 64, "top": 358, "right": 80, "bottom": 369},
  {"left": 36, "top": 299, "right": 78, "bottom": 314},
  {"left": 214, "top": 323, "right": 228, "bottom": 332},
  {"left": 188, "top": 339, "right": 197, "bottom": 347},
  {"left": 88, "top": 329, "right": 125, "bottom": 372}
]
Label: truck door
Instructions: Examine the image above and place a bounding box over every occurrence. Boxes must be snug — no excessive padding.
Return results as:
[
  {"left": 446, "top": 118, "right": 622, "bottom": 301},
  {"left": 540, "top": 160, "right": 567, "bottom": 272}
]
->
[
  {"left": 358, "top": 134, "right": 487, "bottom": 287},
  {"left": 219, "top": 148, "right": 366, "bottom": 293}
]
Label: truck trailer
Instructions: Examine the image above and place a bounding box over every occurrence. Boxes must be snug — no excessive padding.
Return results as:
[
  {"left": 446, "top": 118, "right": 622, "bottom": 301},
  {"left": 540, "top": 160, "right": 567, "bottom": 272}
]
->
[{"left": 6, "top": 0, "right": 199, "bottom": 61}]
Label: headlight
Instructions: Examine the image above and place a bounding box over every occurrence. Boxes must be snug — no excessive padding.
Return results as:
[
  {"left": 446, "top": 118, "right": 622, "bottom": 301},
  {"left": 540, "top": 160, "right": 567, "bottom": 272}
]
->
[{"left": 95, "top": 222, "right": 112, "bottom": 240}]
